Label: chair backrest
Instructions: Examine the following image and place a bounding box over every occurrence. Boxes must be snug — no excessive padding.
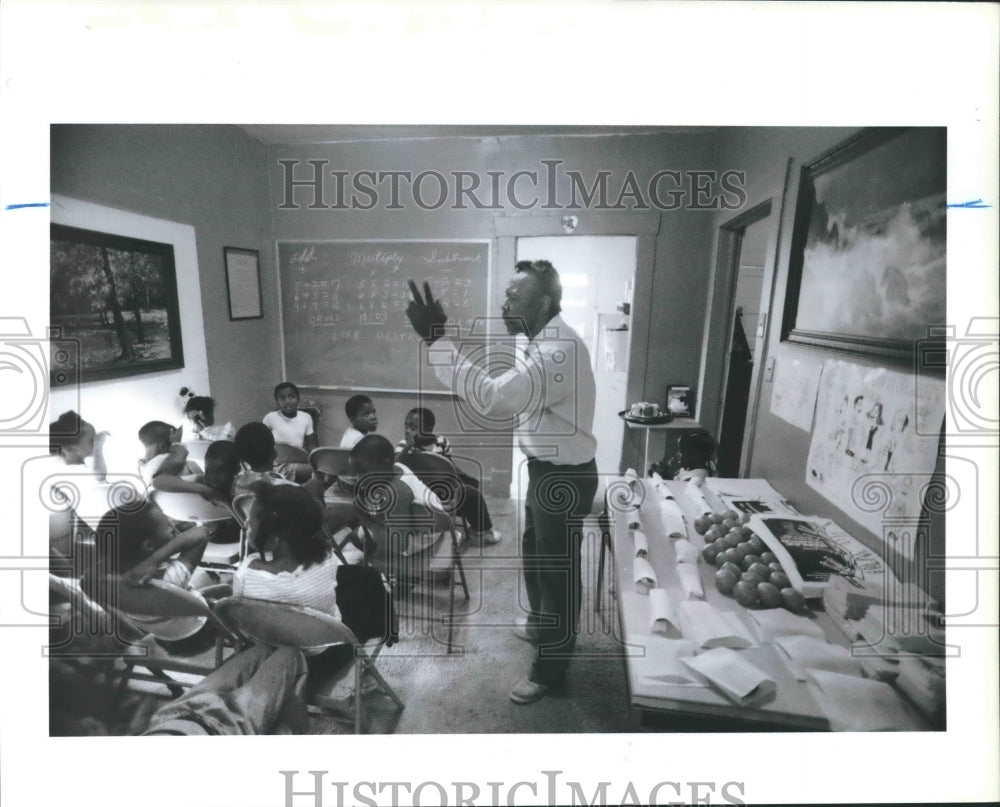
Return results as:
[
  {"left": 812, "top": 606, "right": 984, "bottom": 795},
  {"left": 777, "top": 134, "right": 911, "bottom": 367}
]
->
[
  {"left": 309, "top": 447, "right": 354, "bottom": 477},
  {"left": 396, "top": 452, "right": 464, "bottom": 515},
  {"left": 230, "top": 493, "right": 254, "bottom": 529},
  {"left": 151, "top": 490, "right": 235, "bottom": 524},
  {"left": 448, "top": 454, "right": 484, "bottom": 487},
  {"left": 274, "top": 443, "right": 310, "bottom": 464},
  {"left": 88, "top": 575, "right": 214, "bottom": 618},
  {"left": 214, "top": 596, "right": 359, "bottom": 649}
]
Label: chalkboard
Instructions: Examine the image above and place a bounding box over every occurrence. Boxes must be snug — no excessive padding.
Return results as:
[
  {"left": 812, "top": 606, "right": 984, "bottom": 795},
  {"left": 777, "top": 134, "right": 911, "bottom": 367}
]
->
[{"left": 277, "top": 240, "right": 490, "bottom": 391}]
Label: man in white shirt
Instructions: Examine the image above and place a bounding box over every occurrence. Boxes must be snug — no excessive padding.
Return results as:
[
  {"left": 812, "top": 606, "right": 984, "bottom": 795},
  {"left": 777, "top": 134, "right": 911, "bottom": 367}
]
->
[{"left": 407, "top": 260, "right": 598, "bottom": 704}]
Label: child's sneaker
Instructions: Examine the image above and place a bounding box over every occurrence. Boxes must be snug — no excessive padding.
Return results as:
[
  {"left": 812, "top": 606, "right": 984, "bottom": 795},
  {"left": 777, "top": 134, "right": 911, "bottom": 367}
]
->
[{"left": 471, "top": 528, "right": 502, "bottom": 545}]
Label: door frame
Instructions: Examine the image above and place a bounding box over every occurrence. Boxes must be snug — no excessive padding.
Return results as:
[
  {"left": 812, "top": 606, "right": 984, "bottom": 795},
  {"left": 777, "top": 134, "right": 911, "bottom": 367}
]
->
[
  {"left": 494, "top": 213, "right": 661, "bottom": 476},
  {"left": 696, "top": 198, "right": 776, "bottom": 474}
]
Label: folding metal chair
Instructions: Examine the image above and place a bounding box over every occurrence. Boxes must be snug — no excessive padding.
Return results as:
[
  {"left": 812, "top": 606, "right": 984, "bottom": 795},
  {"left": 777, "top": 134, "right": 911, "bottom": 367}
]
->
[
  {"left": 149, "top": 490, "right": 242, "bottom": 568},
  {"left": 213, "top": 596, "right": 403, "bottom": 734},
  {"left": 80, "top": 575, "right": 238, "bottom": 701},
  {"left": 309, "top": 447, "right": 361, "bottom": 564},
  {"left": 357, "top": 472, "right": 470, "bottom": 654}
]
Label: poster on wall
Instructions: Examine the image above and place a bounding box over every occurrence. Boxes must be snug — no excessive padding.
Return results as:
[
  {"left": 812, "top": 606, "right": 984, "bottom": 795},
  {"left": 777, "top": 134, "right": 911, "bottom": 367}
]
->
[
  {"left": 805, "top": 359, "right": 944, "bottom": 557},
  {"left": 770, "top": 356, "right": 822, "bottom": 432}
]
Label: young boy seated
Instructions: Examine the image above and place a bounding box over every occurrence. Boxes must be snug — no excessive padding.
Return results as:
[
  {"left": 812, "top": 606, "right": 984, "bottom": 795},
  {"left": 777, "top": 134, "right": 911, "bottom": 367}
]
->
[
  {"left": 151, "top": 440, "right": 242, "bottom": 545},
  {"left": 233, "top": 422, "right": 328, "bottom": 502},
  {"left": 348, "top": 434, "right": 449, "bottom": 587},
  {"left": 650, "top": 429, "right": 718, "bottom": 483},
  {"left": 82, "top": 500, "right": 217, "bottom": 653},
  {"left": 339, "top": 394, "right": 378, "bottom": 449},
  {"left": 138, "top": 421, "right": 201, "bottom": 488},
  {"left": 263, "top": 381, "right": 318, "bottom": 482},
  {"left": 396, "top": 406, "right": 451, "bottom": 457},
  {"left": 395, "top": 407, "right": 501, "bottom": 546}
]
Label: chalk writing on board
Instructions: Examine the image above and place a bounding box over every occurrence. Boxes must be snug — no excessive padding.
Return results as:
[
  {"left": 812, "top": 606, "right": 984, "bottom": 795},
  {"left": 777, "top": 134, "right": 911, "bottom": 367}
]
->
[{"left": 278, "top": 240, "right": 490, "bottom": 391}]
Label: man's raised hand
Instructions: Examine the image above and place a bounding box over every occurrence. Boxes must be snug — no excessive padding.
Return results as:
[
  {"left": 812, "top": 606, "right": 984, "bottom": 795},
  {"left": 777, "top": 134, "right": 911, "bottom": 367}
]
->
[{"left": 406, "top": 279, "right": 448, "bottom": 343}]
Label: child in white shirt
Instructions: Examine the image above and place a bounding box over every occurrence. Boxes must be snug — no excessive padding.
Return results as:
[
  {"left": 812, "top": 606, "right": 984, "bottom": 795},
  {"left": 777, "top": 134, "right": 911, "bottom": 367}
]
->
[{"left": 263, "top": 382, "right": 317, "bottom": 482}]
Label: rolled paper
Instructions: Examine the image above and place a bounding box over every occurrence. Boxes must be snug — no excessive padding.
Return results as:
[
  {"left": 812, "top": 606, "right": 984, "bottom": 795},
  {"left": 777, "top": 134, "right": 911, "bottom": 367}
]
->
[
  {"left": 632, "top": 530, "right": 649, "bottom": 557},
  {"left": 624, "top": 468, "right": 639, "bottom": 481},
  {"left": 648, "top": 587, "right": 678, "bottom": 634},
  {"left": 674, "top": 538, "right": 698, "bottom": 565},
  {"left": 676, "top": 562, "right": 704, "bottom": 599},
  {"left": 659, "top": 499, "right": 686, "bottom": 536},
  {"left": 633, "top": 556, "right": 658, "bottom": 593}
]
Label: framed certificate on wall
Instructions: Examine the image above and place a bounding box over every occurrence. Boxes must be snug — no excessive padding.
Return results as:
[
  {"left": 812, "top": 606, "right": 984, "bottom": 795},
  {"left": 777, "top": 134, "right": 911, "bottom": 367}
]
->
[{"left": 224, "top": 246, "right": 262, "bottom": 320}]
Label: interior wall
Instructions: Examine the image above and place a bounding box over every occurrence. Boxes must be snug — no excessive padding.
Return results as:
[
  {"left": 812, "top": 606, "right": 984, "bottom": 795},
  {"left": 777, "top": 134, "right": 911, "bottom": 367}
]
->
[
  {"left": 50, "top": 125, "right": 278, "bottom": 441},
  {"left": 266, "top": 132, "right": 719, "bottom": 491},
  {"left": 713, "top": 127, "right": 945, "bottom": 600}
]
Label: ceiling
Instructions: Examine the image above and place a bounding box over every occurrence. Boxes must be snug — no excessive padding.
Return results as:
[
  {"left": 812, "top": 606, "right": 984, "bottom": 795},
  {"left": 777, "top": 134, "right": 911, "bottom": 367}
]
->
[{"left": 236, "top": 124, "right": 715, "bottom": 145}]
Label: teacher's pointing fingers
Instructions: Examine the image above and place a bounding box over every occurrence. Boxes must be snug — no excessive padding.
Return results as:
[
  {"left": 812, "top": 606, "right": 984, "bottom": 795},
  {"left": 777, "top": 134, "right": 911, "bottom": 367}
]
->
[{"left": 406, "top": 279, "right": 448, "bottom": 343}]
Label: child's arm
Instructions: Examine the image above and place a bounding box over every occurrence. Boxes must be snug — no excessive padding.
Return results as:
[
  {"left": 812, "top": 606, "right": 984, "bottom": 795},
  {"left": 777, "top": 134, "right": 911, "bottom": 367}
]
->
[
  {"left": 123, "top": 524, "right": 211, "bottom": 586},
  {"left": 152, "top": 443, "right": 191, "bottom": 479},
  {"left": 150, "top": 473, "right": 224, "bottom": 500},
  {"left": 304, "top": 431, "right": 318, "bottom": 452}
]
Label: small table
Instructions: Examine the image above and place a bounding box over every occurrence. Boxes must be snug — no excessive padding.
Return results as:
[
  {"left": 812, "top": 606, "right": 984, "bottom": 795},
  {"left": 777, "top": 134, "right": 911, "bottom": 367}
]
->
[{"left": 622, "top": 416, "right": 702, "bottom": 474}]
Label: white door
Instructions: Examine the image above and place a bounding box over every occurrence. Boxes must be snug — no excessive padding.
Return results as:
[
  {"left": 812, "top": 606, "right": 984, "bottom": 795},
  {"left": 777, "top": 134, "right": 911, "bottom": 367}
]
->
[{"left": 512, "top": 236, "right": 637, "bottom": 499}]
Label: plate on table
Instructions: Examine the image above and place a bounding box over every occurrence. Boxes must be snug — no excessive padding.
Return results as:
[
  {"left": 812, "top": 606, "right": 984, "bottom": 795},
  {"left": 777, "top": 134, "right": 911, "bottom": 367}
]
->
[{"left": 618, "top": 410, "right": 674, "bottom": 425}]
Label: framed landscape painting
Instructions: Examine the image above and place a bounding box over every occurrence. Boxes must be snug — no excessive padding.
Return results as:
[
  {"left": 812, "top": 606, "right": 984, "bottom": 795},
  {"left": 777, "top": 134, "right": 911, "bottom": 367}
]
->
[
  {"left": 50, "top": 224, "right": 185, "bottom": 384},
  {"left": 781, "top": 127, "right": 947, "bottom": 366}
]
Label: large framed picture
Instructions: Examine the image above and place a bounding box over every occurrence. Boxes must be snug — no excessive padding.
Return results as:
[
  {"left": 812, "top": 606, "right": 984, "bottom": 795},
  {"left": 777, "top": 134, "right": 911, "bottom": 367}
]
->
[
  {"left": 780, "top": 128, "right": 946, "bottom": 366},
  {"left": 50, "top": 224, "right": 185, "bottom": 384}
]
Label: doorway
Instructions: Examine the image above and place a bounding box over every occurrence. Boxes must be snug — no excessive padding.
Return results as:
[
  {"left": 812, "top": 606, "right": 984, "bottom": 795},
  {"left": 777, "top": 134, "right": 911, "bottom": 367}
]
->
[
  {"left": 512, "top": 236, "right": 637, "bottom": 499},
  {"left": 697, "top": 199, "right": 774, "bottom": 477}
]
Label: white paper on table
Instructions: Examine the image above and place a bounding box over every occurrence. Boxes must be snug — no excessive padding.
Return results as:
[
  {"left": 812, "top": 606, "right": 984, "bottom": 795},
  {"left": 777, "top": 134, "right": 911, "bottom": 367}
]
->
[
  {"left": 635, "top": 638, "right": 702, "bottom": 686},
  {"left": 807, "top": 669, "right": 912, "bottom": 731},
  {"left": 649, "top": 471, "right": 675, "bottom": 498},
  {"left": 632, "top": 530, "right": 649, "bottom": 557},
  {"left": 677, "top": 600, "right": 754, "bottom": 649},
  {"left": 648, "top": 588, "right": 679, "bottom": 634},
  {"left": 633, "top": 556, "right": 658, "bottom": 593},
  {"left": 681, "top": 647, "right": 777, "bottom": 707},
  {"left": 676, "top": 563, "right": 704, "bottom": 599},
  {"left": 659, "top": 499, "right": 686, "bottom": 537},
  {"left": 626, "top": 508, "right": 642, "bottom": 530},
  {"left": 747, "top": 608, "right": 827, "bottom": 643},
  {"left": 674, "top": 538, "right": 698, "bottom": 564},
  {"left": 774, "top": 635, "right": 864, "bottom": 681}
]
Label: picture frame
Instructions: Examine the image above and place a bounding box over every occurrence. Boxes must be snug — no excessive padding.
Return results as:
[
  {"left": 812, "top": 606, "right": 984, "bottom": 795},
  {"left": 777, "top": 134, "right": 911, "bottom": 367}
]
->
[
  {"left": 224, "top": 246, "right": 263, "bottom": 320},
  {"left": 665, "top": 384, "right": 692, "bottom": 418},
  {"left": 780, "top": 127, "right": 946, "bottom": 367},
  {"left": 50, "top": 223, "right": 185, "bottom": 384}
]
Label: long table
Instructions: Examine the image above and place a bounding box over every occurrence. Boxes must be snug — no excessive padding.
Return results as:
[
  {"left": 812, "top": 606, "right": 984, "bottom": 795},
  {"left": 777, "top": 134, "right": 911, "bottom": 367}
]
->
[{"left": 607, "top": 476, "right": 931, "bottom": 731}]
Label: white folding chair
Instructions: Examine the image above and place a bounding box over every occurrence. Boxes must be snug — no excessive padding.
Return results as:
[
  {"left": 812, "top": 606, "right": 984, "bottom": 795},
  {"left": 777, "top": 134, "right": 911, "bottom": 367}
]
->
[
  {"left": 150, "top": 491, "right": 241, "bottom": 567},
  {"left": 214, "top": 596, "right": 404, "bottom": 734}
]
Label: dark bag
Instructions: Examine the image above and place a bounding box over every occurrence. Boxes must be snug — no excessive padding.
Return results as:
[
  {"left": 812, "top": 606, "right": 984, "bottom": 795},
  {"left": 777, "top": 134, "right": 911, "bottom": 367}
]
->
[{"left": 335, "top": 564, "right": 399, "bottom": 646}]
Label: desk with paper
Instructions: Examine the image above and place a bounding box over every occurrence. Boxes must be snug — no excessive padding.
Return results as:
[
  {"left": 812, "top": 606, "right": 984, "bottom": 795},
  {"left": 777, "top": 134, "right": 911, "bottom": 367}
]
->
[{"left": 610, "top": 476, "right": 935, "bottom": 731}]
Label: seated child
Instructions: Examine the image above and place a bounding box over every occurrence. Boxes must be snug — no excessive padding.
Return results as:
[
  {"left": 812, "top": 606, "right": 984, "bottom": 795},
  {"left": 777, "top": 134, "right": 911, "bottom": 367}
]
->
[
  {"left": 151, "top": 439, "right": 242, "bottom": 545},
  {"left": 396, "top": 406, "right": 452, "bottom": 458},
  {"left": 349, "top": 434, "right": 450, "bottom": 587},
  {"left": 138, "top": 421, "right": 201, "bottom": 488},
  {"left": 339, "top": 394, "right": 378, "bottom": 449},
  {"left": 234, "top": 481, "right": 396, "bottom": 665},
  {"left": 184, "top": 395, "right": 233, "bottom": 442},
  {"left": 233, "top": 422, "right": 328, "bottom": 502},
  {"left": 151, "top": 439, "right": 240, "bottom": 501},
  {"left": 263, "top": 381, "right": 317, "bottom": 482},
  {"left": 82, "top": 500, "right": 217, "bottom": 653},
  {"left": 650, "top": 429, "right": 718, "bottom": 483},
  {"left": 396, "top": 407, "right": 501, "bottom": 546}
]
